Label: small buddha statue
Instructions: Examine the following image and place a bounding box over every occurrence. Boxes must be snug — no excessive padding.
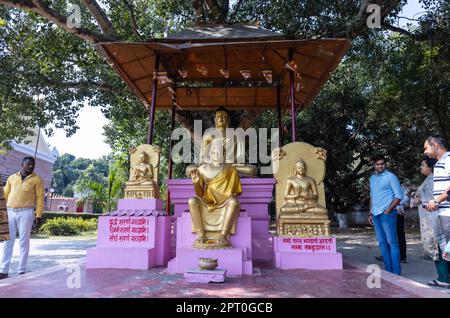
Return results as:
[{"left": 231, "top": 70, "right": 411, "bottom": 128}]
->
[
  {"left": 186, "top": 107, "right": 257, "bottom": 177},
  {"left": 280, "top": 159, "right": 328, "bottom": 219},
  {"left": 126, "top": 151, "right": 156, "bottom": 188},
  {"left": 188, "top": 140, "right": 242, "bottom": 249}
]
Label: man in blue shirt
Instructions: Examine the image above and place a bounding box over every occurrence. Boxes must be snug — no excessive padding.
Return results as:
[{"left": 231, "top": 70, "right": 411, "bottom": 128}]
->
[{"left": 369, "top": 154, "right": 403, "bottom": 275}]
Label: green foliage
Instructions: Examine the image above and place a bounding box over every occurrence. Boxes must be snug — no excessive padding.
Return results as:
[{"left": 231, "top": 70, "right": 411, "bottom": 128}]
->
[
  {"left": 40, "top": 217, "right": 97, "bottom": 236},
  {"left": 41, "top": 211, "right": 100, "bottom": 223},
  {"left": 75, "top": 163, "right": 127, "bottom": 213},
  {"left": 1, "top": 0, "right": 448, "bottom": 215},
  {"left": 52, "top": 154, "right": 111, "bottom": 196}
]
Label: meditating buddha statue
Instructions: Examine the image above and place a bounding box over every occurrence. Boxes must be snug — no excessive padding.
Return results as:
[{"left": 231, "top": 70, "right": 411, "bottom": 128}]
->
[
  {"left": 186, "top": 107, "right": 257, "bottom": 177},
  {"left": 280, "top": 159, "right": 328, "bottom": 219},
  {"left": 124, "top": 146, "right": 160, "bottom": 199},
  {"left": 188, "top": 140, "right": 242, "bottom": 249},
  {"left": 126, "top": 151, "right": 156, "bottom": 187}
]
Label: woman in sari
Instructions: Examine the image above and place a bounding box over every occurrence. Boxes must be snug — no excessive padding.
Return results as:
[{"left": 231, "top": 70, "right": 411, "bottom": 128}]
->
[{"left": 414, "top": 156, "right": 450, "bottom": 288}]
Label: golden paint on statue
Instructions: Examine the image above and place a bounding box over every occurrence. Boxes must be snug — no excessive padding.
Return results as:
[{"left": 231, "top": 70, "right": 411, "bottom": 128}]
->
[
  {"left": 0, "top": 185, "right": 9, "bottom": 241},
  {"left": 188, "top": 140, "right": 242, "bottom": 249},
  {"left": 186, "top": 107, "right": 257, "bottom": 178},
  {"left": 124, "top": 144, "right": 161, "bottom": 199},
  {"left": 272, "top": 142, "right": 330, "bottom": 237}
]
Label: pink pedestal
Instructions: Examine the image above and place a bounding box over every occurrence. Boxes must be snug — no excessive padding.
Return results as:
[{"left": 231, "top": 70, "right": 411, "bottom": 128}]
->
[
  {"left": 273, "top": 236, "right": 343, "bottom": 270},
  {"left": 167, "top": 178, "right": 275, "bottom": 261},
  {"left": 167, "top": 212, "right": 253, "bottom": 276},
  {"left": 86, "top": 198, "right": 171, "bottom": 269}
]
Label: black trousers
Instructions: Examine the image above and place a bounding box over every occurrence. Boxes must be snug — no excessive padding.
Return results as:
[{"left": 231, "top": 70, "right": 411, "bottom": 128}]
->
[{"left": 397, "top": 214, "right": 407, "bottom": 261}]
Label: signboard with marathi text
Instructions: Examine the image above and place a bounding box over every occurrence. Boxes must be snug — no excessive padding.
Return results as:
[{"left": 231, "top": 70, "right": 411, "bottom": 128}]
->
[
  {"left": 275, "top": 237, "right": 336, "bottom": 253},
  {"left": 96, "top": 216, "right": 156, "bottom": 248}
]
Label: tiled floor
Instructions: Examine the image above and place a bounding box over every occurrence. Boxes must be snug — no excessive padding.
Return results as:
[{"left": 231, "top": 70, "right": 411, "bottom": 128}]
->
[{"left": 0, "top": 260, "right": 421, "bottom": 298}]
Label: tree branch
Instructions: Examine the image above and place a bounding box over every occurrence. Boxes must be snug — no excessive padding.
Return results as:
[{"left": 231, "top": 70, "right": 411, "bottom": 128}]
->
[
  {"left": 122, "top": 0, "right": 143, "bottom": 40},
  {"left": 41, "top": 75, "right": 116, "bottom": 93},
  {"left": 51, "top": 80, "right": 116, "bottom": 92},
  {"left": 191, "top": 0, "right": 204, "bottom": 23},
  {"left": 381, "top": 21, "right": 426, "bottom": 40},
  {"left": 81, "top": 0, "right": 117, "bottom": 38},
  {"left": 229, "top": 0, "right": 242, "bottom": 21},
  {"left": 324, "top": 0, "right": 404, "bottom": 39},
  {"left": 0, "top": 0, "right": 115, "bottom": 43}
]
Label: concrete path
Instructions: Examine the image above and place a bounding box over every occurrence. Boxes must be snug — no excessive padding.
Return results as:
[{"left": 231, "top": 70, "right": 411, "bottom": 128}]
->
[
  {"left": 335, "top": 227, "right": 450, "bottom": 295},
  {"left": 0, "top": 235, "right": 95, "bottom": 278}
]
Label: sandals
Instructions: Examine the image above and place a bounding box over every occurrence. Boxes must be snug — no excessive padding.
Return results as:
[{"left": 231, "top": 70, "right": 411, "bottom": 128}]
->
[{"left": 427, "top": 279, "right": 450, "bottom": 289}]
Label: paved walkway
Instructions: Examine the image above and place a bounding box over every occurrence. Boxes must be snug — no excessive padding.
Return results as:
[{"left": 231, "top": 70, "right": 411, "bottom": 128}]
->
[
  {"left": 335, "top": 227, "right": 450, "bottom": 295},
  {"left": 0, "top": 235, "right": 95, "bottom": 278}
]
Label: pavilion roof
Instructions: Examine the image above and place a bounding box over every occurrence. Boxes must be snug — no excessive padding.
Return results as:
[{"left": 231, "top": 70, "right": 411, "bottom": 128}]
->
[{"left": 95, "top": 24, "right": 350, "bottom": 111}]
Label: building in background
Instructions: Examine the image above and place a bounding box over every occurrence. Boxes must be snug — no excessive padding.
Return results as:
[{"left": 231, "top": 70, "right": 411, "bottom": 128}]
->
[{"left": 0, "top": 127, "right": 58, "bottom": 199}]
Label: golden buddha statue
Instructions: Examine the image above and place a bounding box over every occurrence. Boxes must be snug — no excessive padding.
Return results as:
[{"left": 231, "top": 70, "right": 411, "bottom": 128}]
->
[
  {"left": 126, "top": 151, "right": 156, "bottom": 187},
  {"left": 188, "top": 140, "right": 243, "bottom": 249},
  {"left": 273, "top": 142, "right": 330, "bottom": 237},
  {"left": 186, "top": 107, "right": 257, "bottom": 177},
  {"left": 124, "top": 145, "right": 160, "bottom": 199},
  {"left": 280, "top": 159, "right": 328, "bottom": 219}
]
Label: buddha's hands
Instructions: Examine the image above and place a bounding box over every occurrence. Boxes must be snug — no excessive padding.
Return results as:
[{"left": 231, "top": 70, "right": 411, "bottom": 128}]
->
[{"left": 190, "top": 168, "right": 201, "bottom": 184}]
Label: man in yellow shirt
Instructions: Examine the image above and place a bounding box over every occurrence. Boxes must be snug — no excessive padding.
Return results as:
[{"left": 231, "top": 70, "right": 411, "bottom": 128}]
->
[{"left": 0, "top": 157, "right": 44, "bottom": 279}]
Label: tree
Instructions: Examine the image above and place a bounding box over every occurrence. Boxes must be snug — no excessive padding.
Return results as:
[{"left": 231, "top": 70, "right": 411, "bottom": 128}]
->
[
  {"left": 52, "top": 153, "right": 112, "bottom": 196},
  {"left": 1, "top": 0, "right": 448, "bottom": 213},
  {"left": 0, "top": 0, "right": 420, "bottom": 149},
  {"left": 75, "top": 163, "right": 126, "bottom": 213}
]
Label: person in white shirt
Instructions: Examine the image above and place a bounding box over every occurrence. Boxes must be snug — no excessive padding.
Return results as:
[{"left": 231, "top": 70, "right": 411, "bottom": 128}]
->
[{"left": 423, "top": 135, "right": 450, "bottom": 288}]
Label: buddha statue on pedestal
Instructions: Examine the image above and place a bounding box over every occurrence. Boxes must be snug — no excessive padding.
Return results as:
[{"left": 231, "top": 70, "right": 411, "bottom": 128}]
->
[
  {"left": 273, "top": 142, "right": 331, "bottom": 237},
  {"left": 188, "top": 140, "right": 242, "bottom": 249},
  {"left": 280, "top": 159, "right": 328, "bottom": 219},
  {"left": 124, "top": 145, "right": 160, "bottom": 199}
]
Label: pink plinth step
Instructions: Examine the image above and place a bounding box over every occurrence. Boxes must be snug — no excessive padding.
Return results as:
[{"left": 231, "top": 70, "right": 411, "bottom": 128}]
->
[
  {"left": 86, "top": 198, "right": 171, "bottom": 269},
  {"left": 168, "top": 246, "right": 252, "bottom": 276},
  {"left": 167, "top": 212, "right": 253, "bottom": 276},
  {"left": 184, "top": 269, "right": 227, "bottom": 283},
  {"left": 87, "top": 247, "right": 156, "bottom": 269},
  {"left": 273, "top": 236, "right": 343, "bottom": 270}
]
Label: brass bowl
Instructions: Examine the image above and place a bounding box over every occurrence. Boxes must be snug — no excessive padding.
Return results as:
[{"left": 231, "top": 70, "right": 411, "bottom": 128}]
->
[{"left": 198, "top": 258, "right": 218, "bottom": 270}]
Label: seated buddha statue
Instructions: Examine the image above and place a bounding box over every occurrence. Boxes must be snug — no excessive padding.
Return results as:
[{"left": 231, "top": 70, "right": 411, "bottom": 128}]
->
[
  {"left": 280, "top": 159, "right": 328, "bottom": 219},
  {"left": 126, "top": 151, "right": 156, "bottom": 187},
  {"left": 186, "top": 107, "right": 257, "bottom": 178},
  {"left": 188, "top": 140, "right": 243, "bottom": 249}
]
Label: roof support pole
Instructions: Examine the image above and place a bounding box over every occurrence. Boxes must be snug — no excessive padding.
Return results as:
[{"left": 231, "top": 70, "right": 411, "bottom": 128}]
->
[
  {"left": 276, "top": 84, "right": 283, "bottom": 147},
  {"left": 289, "top": 50, "right": 297, "bottom": 142},
  {"left": 147, "top": 53, "right": 160, "bottom": 144},
  {"left": 166, "top": 90, "right": 176, "bottom": 215}
]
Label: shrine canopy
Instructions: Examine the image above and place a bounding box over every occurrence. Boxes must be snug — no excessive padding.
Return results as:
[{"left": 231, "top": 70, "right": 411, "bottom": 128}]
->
[{"left": 96, "top": 24, "right": 351, "bottom": 111}]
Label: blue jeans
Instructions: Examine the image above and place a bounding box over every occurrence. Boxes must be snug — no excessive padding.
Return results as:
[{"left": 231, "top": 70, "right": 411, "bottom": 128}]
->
[{"left": 372, "top": 211, "right": 401, "bottom": 275}]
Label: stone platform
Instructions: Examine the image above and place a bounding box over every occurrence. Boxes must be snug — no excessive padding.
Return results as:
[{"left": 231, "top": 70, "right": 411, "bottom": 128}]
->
[{"left": 183, "top": 269, "right": 227, "bottom": 283}]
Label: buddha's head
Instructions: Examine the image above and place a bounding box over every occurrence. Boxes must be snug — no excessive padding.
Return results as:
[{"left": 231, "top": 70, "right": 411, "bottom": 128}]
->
[
  {"left": 295, "top": 159, "right": 306, "bottom": 176},
  {"left": 139, "top": 151, "right": 149, "bottom": 163},
  {"left": 214, "top": 107, "right": 230, "bottom": 129},
  {"left": 209, "top": 140, "right": 225, "bottom": 163}
]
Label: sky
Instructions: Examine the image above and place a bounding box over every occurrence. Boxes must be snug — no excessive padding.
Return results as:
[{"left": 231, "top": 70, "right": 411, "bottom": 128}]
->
[
  {"left": 44, "top": 0, "right": 425, "bottom": 160},
  {"left": 46, "top": 104, "right": 111, "bottom": 159}
]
